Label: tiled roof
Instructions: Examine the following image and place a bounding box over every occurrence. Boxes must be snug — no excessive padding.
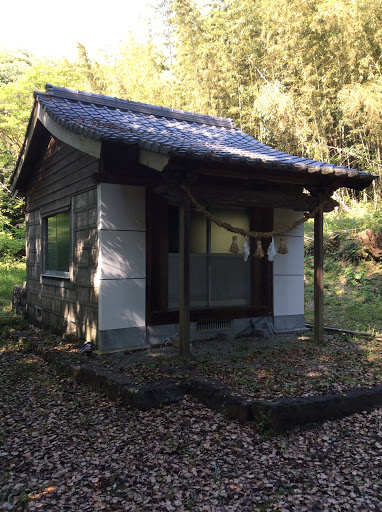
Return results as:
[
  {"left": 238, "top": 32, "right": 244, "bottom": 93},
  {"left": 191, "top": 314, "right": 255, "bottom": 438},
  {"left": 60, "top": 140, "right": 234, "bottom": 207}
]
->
[{"left": 33, "top": 84, "right": 369, "bottom": 178}]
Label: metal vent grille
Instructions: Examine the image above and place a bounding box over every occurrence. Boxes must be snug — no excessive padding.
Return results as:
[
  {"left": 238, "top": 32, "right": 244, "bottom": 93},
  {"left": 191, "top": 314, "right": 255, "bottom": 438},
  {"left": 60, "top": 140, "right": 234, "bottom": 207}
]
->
[{"left": 196, "top": 320, "right": 232, "bottom": 332}]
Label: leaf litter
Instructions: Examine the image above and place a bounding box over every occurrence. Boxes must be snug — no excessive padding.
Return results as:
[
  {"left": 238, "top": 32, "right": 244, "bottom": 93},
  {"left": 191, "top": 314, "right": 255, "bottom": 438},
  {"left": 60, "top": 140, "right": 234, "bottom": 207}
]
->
[
  {"left": 1, "top": 333, "right": 382, "bottom": 511},
  {"left": 34, "top": 329, "right": 382, "bottom": 400}
]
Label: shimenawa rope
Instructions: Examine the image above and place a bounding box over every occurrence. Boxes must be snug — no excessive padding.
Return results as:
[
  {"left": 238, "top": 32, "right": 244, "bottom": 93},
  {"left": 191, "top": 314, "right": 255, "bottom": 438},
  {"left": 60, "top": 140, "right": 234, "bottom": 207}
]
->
[{"left": 181, "top": 185, "right": 329, "bottom": 239}]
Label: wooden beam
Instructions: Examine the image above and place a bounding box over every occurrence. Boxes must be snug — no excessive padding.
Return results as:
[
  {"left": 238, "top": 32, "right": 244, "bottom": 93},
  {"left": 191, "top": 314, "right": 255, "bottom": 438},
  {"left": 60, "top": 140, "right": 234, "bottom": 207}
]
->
[
  {"left": 166, "top": 155, "right": 375, "bottom": 192},
  {"left": 139, "top": 149, "right": 169, "bottom": 171},
  {"left": 153, "top": 183, "right": 338, "bottom": 211},
  {"left": 178, "top": 193, "right": 191, "bottom": 358},
  {"left": 166, "top": 158, "right": 323, "bottom": 187},
  {"left": 193, "top": 185, "right": 337, "bottom": 212},
  {"left": 314, "top": 205, "right": 324, "bottom": 342}
]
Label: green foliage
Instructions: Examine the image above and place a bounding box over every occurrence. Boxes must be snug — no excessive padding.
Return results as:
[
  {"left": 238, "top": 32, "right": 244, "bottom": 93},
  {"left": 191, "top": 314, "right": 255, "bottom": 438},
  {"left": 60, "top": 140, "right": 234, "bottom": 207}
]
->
[
  {"left": 0, "top": 201, "right": 25, "bottom": 259},
  {"left": 0, "top": 227, "right": 25, "bottom": 259},
  {"left": 1, "top": 2, "right": 382, "bottom": 273},
  {"left": 304, "top": 203, "right": 382, "bottom": 333},
  {"left": 0, "top": 261, "right": 26, "bottom": 313},
  {"left": 338, "top": 239, "right": 365, "bottom": 263},
  {"left": 255, "top": 410, "right": 274, "bottom": 437},
  {"left": 157, "top": 0, "right": 382, "bottom": 194},
  {"left": 73, "top": 37, "right": 173, "bottom": 107},
  {"left": 0, "top": 49, "right": 33, "bottom": 85},
  {"left": 0, "top": 49, "right": 93, "bottom": 259},
  {"left": 306, "top": 202, "right": 382, "bottom": 240}
]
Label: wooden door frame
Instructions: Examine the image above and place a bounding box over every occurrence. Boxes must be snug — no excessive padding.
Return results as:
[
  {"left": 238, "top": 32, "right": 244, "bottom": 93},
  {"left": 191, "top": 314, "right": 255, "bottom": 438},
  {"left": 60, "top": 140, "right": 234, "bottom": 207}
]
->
[{"left": 146, "top": 189, "right": 273, "bottom": 326}]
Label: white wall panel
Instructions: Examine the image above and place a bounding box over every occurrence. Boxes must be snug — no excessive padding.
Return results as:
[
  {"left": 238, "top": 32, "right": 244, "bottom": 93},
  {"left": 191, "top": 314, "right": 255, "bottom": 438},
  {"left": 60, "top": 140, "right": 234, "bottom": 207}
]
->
[
  {"left": 97, "top": 183, "right": 147, "bottom": 333},
  {"left": 273, "top": 275, "right": 304, "bottom": 316},
  {"left": 98, "top": 278, "right": 146, "bottom": 331},
  {"left": 99, "top": 230, "right": 146, "bottom": 279},
  {"left": 273, "top": 209, "right": 305, "bottom": 318},
  {"left": 273, "top": 235, "right": 304, "bottom": 276},
  {"left": 98, "top": 184, "right": 145, "bottom": 231},
  {"left": 274, "top": 208, "right": 304, "bottom": 237}
]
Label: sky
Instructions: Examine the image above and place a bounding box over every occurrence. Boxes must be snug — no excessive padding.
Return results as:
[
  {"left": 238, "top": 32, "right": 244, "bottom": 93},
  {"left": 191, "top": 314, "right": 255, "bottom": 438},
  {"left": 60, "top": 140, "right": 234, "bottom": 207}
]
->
[{"left": 0, "top": 0, "right": 156, "bottom": 60}]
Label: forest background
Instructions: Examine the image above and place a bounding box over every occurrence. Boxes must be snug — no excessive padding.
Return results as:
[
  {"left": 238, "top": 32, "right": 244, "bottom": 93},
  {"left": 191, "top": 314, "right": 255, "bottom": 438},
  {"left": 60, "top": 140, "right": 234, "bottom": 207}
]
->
[{"left": 0, "top": 0, "right": 382, "bottom": 325}]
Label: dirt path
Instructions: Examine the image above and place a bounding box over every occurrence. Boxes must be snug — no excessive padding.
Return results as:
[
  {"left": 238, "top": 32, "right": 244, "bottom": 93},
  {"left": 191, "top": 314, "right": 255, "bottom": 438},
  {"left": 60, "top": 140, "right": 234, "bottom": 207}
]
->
[{"left": 1, "top": 346, "right": 382, "bottom": 511}]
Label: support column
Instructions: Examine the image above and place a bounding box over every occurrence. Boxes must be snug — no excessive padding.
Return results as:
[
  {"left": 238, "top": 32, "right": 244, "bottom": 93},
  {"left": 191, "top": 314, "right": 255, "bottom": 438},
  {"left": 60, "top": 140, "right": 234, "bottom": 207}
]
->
[
  {"left": 179, "top": 195, "right": 190, "bottom": 358},
  {"left": 314, "top": 205, "right": 324, "bottom": 342}
]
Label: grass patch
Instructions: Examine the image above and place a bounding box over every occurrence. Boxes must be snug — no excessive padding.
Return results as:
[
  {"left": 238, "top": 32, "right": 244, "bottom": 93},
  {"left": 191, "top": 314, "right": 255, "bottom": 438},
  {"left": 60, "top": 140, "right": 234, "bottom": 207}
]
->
[
  {"left": 0, "top": 260, "right": 26, "bottom": 313},
  {"left": 304, "top": 257, "right": 382, "bottom": 332},
  {"left": 304, "top": 203, "right": 382, "bottom": 334},
  {"left": 304, "top": 202, "right": 382, "bottom": 240}
]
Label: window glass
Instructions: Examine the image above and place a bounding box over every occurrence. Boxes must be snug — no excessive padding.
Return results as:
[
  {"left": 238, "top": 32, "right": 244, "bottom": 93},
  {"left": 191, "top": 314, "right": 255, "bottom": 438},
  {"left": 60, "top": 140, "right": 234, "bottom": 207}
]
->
[
  {"left": 46, "top": 211, "right": 70, "bottom": 273},
  {"left": 168, "top": 206, "right": 249, "bottom": 254},
  {"left": 168, "top": 205, "right": 179, "bottom": 253},
  {"left": 210, "top": 208, "right": 249, "bottom": 253},
  {"left": 56, "top": 212, "right": 70, "bottom": 271},
  {"left": 167, "top": 205, "right": 251, "bottom": 309},
  {"left": 168, "top": 207, "right": 207, "bottom": 254},
  {"left": 47, "top": 215, "right": 57, "bottom": 271},
  {"left": 190, "top": 211, "right": 207, "bottom": 254}
]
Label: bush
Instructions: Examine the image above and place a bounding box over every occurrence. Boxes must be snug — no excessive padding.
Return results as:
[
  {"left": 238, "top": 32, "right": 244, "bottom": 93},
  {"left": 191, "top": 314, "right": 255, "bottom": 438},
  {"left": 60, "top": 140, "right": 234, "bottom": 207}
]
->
[
  {"left": 0, "top": 226, "right": 25, "bottom": 259},
  {"left": 305, "top": 231, "right": 368, "bottom": 263},
  {"left": 338, "top": 238, "right": 365, "bottom": 263},
  {"left": 0, "top": 260, "right": 26, "bottom": 312}
]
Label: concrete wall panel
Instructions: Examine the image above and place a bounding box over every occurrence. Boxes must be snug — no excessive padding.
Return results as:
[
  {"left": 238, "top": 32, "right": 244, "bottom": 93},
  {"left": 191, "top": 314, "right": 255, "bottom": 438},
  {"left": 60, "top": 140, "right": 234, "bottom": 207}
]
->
[
  {"left": 273, "top": 235, "right": 304, "bottom": 276},
  {"left": 98, "top": 183, "right": 145, "bottom": 231},
  {"left": 273, "top": 208, "right": 304, "bottom": 237},
  {"left": 97, "top": 184, "right": 147, "bottom": 346},
  {"left": 273, "top": 275, "right": 305, "bottom": 316},
  {"left": 98, "top": 278, "right": 146, "bottom": 331},
  {"left": 99, "top": 230, "right": 146, "bottom": 280}
]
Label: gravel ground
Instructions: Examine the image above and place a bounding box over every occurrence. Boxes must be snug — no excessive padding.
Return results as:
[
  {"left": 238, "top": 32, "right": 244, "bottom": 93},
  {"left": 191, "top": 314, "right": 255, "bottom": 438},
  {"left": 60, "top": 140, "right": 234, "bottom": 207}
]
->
[{"left": 1, "top": 342, "right": 382, "bottom": 511}]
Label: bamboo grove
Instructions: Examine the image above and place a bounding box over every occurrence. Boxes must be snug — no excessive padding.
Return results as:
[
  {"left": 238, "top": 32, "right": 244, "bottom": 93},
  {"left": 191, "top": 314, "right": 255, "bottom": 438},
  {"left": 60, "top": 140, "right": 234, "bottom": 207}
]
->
[{"left": 1, "top": 0, "right": 382, "bottom": 214}]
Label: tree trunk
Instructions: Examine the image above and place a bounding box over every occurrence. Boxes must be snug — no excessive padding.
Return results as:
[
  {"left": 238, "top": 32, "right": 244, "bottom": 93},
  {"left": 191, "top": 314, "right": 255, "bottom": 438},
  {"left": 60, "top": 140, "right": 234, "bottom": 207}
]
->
[{"left": 359, "top": 229, "right": 382, "bottom": 260}]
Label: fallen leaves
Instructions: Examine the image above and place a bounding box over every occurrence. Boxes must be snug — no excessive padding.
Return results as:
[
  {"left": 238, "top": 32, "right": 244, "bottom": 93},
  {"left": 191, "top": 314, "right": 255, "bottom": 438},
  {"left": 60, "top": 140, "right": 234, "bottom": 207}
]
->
[
  {"left": 1, "top": 335, "right": 382, "bottom": 511},
  {"left": 57, "top": 332, "right": 382, "bottom": 402},
  {"left": 21, "top": 328, "right": 382, "bottom": 404}
]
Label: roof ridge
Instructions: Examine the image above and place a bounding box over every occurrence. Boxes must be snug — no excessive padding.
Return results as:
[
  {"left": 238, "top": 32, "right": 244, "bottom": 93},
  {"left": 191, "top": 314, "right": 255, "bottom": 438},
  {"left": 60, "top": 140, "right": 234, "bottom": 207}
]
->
[{"left": 37, "top": 84, "right": 235, "bottom": 129}]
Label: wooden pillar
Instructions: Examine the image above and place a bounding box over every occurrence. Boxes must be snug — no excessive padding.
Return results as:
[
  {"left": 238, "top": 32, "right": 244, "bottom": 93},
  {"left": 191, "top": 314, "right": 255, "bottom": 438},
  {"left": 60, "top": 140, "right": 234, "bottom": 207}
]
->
[
  {"left": 179, "top": 194, "right": 190, "bottom": 358},
  {"left": 314, "top": 205, "right": 324, "bottom": 342}
]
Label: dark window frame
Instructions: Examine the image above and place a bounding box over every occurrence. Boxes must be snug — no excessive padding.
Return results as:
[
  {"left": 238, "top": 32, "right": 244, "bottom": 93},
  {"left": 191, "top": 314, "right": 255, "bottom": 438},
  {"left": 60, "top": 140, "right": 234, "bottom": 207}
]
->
[
  {"left": 42, "top": 208, "right": 72, "bottom": 279},
  {"left": 167, "top": 205, "right": 252, "bottom": 309}
]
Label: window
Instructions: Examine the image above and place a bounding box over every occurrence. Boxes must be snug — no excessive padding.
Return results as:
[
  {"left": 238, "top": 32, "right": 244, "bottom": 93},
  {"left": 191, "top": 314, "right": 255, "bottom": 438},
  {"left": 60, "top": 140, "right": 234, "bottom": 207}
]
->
[
  {"left": 168, "top": 206, "right": 251, "bottom": 309},
  {"left": 44, "top": 211, "right": 71, "bottom": 275},
  {"left": 168, "top": 206, "right": 250, "bottom": 254},
  {"left": 147, "top": 191, "right": 273, "bottom": 325}
]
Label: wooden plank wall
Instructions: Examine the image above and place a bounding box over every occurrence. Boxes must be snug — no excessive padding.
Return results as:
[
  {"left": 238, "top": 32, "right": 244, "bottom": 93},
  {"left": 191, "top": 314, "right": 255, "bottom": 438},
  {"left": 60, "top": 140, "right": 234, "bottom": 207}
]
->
[
  {"left": 25, "top": 137, "right": 99, "bottom": 342},
  {"left": 26, "top": 138, "right": 98, "bottom": 213}
]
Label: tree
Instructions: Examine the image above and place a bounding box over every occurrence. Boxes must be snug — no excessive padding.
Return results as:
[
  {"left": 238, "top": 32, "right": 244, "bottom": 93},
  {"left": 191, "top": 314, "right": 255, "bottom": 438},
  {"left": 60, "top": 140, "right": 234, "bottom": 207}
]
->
[{"left": 0, "top": 50, "right": 90, "bottom": 258}]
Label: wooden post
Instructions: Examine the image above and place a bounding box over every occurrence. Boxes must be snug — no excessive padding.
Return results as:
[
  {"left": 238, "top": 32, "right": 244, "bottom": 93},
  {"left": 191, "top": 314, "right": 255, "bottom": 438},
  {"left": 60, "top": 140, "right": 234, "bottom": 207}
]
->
[
  {"left": 314, "top": 205, "right": 324, "bottom": 342},
  {"left": 179, "top": 194, "right": 190, "bottom": 358}
]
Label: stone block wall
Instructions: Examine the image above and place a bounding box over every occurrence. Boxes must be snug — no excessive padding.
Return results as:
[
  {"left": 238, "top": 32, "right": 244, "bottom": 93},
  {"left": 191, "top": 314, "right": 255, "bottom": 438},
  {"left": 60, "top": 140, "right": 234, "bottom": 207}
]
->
[
  {"left": 25, "top": 209, "right": 42, "bottom": 315},
  {"left": 26, "top": 188, "right": 98, "bottom": 342}
]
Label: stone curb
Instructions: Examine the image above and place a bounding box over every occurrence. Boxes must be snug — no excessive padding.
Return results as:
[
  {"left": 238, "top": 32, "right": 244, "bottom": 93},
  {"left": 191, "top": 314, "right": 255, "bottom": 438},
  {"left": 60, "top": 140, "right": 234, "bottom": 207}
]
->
[
  {"left": 28, "top": 340, "right": 382, "bottom": 432},
  {"left": 253, "top": 386, "right": 382, "bottom": 432},
  {"left": 189, "top": 376, "right": 253, "bottom": 422},
  {"left": 29, "top": 341, "right": 189, "bottom": 410}
]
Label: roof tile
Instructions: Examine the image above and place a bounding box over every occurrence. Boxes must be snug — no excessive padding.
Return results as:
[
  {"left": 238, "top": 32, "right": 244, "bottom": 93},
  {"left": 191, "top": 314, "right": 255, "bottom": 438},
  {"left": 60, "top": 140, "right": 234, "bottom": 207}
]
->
[{"left": 33, "top": 85, "right": 373, "bottom": 179}]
